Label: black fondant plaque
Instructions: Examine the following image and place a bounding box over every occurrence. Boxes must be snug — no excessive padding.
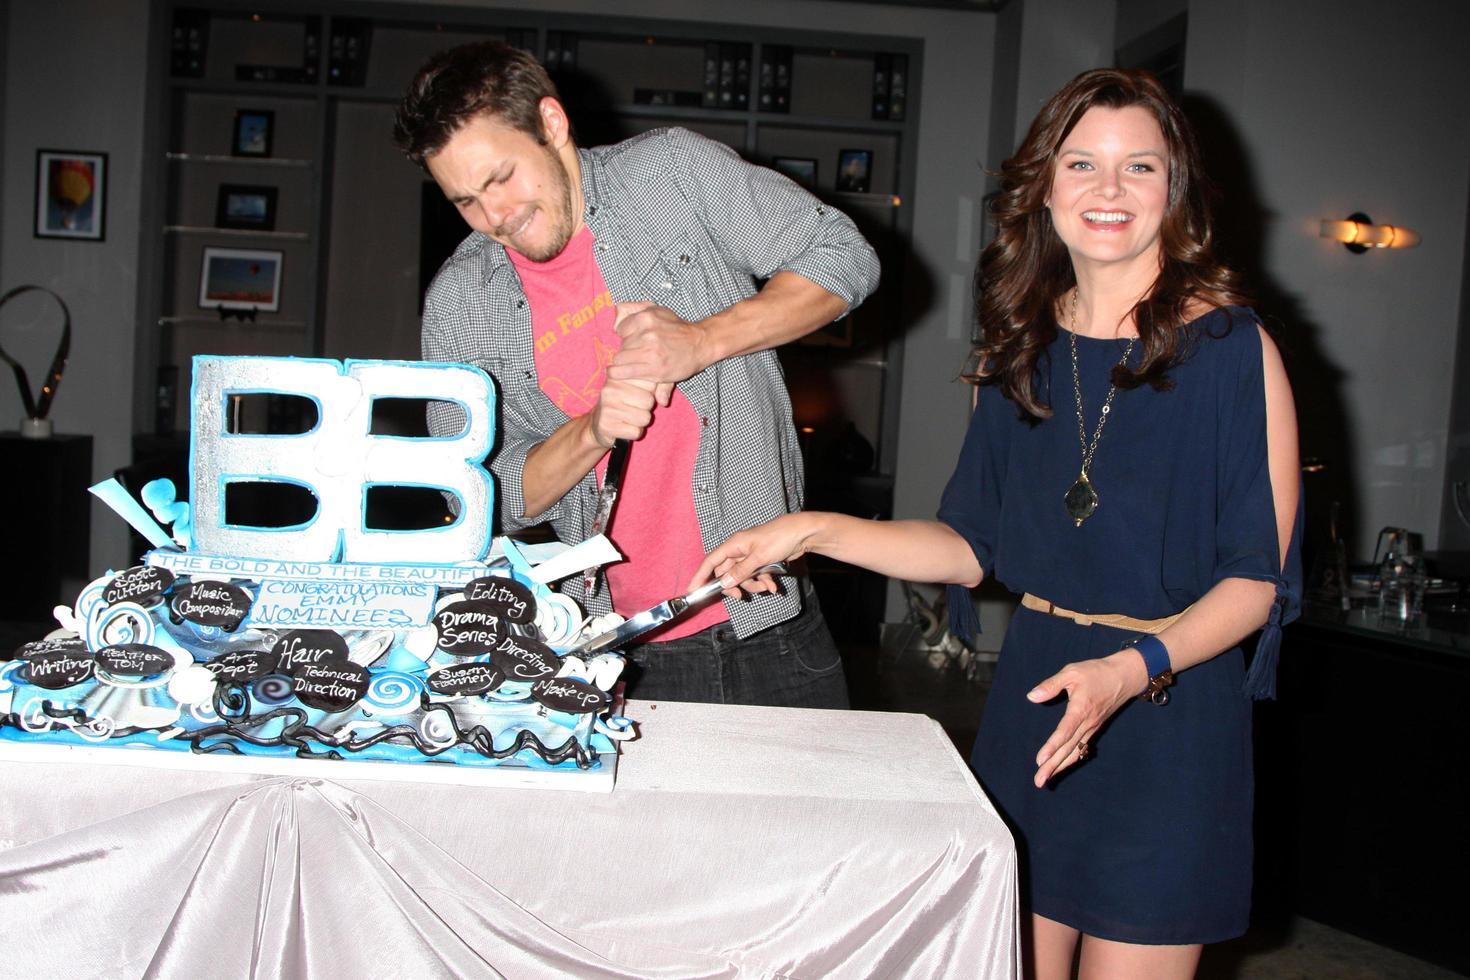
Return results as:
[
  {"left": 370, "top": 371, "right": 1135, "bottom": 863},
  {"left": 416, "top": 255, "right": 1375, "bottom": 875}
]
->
[
  {"left": 433, "top": 600, "right": 503, "bottom": 656},
  {"left": 488, "top": 634, "right": 560, "bottom": 682},
  {"left": 272, "top": 630, "right": 350, "bottom": 675},
  {"left": 427, "top": 660, "right": 506, "bottom": 697},
  {"left": 169, "top": 581, "right": 252, "bottom": 630},
  {"left": 463, "top": 576, "right": 536, "bottom": 624},
  {"left": 207, "top": 650, "right": 276, "bottom": 684},
  {"left": 530, "top": 676, "right": 611, "bottom": 714},
  {"left": 18, "top": 649, "right": 95, "bottom": 689},
  {"left": 96, "top": 643, "right": 174, "bottom": 678},
  {"left": 12, "top": 636, "right": 87, "bottom": 662},
  {"left": 103, "top": 566, "right": 175, "bottom": 608},
  {"left": 292, "top": 660, "right": 370, "bottom": 712}
]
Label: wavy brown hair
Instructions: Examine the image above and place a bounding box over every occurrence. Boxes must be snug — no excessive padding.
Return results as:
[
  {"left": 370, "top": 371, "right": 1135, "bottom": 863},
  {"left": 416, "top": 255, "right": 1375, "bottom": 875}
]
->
[
  {"left": 973, "top": 68, "right": 1248, "bottom": 418},
  {"left": 393, "top": 41, "right": 560, "bottom": 169}
]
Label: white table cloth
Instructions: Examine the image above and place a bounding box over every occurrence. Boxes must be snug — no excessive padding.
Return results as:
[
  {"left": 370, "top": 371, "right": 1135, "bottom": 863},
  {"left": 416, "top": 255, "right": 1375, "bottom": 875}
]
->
[{"left": 0, "top": 701, "right": 1020, "bottom": 978}]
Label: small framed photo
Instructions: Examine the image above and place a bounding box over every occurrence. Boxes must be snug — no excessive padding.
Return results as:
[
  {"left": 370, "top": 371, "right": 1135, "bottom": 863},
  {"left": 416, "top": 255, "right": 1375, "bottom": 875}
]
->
[
  {"left": 215, "top": 183, "right": 278, "bottom": 231},
  {"left": 34, "top": 149, "right": 107, "bottom": 240},
  {"left": 835, "top": 148, "right": 873, "bottom": 194},
  {"left": 772, "top": 156, "right": 818, "bottom": 190},
  {"left": 232, "top": 108, "right": 275, "bottom": 157},
  {"left": 198, "top": 246, "right": 283, "bottom": 312}
]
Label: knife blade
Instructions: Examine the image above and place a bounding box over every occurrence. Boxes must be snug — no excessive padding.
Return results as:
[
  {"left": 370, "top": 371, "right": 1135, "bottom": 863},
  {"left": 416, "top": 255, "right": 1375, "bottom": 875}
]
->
[
  {"left": 582, "top": 438, "right": 632, "bottom": 595},
  {"left": 571, "top": 562, "right": 789, "bottom": 657}
]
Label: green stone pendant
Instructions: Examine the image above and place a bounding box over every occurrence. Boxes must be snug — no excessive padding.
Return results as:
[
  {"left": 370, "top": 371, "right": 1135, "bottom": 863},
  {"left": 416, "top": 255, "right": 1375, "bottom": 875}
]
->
[{"left": 1065, "top": 473, "right": 1099, "bottom": 527}]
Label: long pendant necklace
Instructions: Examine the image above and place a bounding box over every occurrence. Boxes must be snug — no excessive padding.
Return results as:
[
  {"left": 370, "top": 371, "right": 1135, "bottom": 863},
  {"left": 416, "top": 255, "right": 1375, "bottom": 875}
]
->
[{"left": 1064, "top": 289, "right": 1136, "bottom": 527}]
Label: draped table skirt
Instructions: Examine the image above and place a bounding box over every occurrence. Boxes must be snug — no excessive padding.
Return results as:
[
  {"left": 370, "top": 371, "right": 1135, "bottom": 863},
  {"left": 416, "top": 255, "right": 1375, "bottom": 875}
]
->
[{"left": 0, "top": 700, "right": 1020, "bottom": 978}]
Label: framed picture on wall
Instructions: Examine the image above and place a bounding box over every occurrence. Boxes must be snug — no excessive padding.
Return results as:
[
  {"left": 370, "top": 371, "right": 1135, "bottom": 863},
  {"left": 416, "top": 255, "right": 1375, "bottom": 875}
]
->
[
  {"left": 772, "top": 156, "right": 818, "bottom": 190},
  {"left": 198, "top": 246, "right": 283, "bottom": 312},
  {"left": 835, "top": 149, "right": 872, "bottom": 194},
  {"left": 232, "top": 108, "right": 275, "bottom": 157},
  {"left": 34, "top": 149, "right": 107, "bottom": 240},
  {"left": 215, "top": 184, "right": 278, "bottom": 231}
]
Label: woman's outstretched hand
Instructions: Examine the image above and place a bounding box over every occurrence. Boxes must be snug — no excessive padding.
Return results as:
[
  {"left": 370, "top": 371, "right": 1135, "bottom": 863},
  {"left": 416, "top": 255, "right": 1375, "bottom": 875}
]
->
[
  {"left": 690, "top": 513, "right": 821, "bottom": 598},
  {"left": 1026, "top": 649, "right": 1149, "bottom": 787}
]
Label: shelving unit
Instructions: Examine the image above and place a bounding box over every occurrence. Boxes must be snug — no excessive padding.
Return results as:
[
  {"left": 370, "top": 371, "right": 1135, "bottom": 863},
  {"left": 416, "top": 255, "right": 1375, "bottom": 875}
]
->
[{"left": 141, "top": 1, "right": 922, "bottom": 495}]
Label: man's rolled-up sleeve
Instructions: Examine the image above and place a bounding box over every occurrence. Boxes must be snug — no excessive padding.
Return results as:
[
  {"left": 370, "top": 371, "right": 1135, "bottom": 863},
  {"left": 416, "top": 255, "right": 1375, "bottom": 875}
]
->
[{"left": 660, "top": 128, "right": 881, "bottom": 315}]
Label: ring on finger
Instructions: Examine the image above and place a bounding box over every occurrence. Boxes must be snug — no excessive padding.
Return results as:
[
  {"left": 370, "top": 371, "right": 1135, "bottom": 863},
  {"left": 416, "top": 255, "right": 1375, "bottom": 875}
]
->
[{"left": 1075, "top": 739, "right": 1090, "bottom": 761}]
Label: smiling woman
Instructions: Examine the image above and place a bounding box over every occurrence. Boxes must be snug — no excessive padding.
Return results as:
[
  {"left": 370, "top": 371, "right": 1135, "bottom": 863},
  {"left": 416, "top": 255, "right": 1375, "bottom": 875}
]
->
[
  {"left": 1046, "top": 105, "right": 1169, "bottom": 279},
  {"left": 976, "top": 68, "right": 1243, "bottom": 420},
  {"left": 695, "top": 67, "right": 1302, "bottom": 980}
]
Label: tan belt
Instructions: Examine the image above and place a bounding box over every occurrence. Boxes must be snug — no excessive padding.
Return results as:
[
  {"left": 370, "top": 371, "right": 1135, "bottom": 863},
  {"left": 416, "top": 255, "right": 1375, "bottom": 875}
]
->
[{"left": 1020, "top": 593, "right": 1184, "bottom": 634}]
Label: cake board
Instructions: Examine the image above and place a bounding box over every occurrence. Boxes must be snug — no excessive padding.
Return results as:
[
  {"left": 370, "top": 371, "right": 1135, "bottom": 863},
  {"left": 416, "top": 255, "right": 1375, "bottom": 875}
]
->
[{"left": 0, "top": 738, "right": 619, "bottom": 792}]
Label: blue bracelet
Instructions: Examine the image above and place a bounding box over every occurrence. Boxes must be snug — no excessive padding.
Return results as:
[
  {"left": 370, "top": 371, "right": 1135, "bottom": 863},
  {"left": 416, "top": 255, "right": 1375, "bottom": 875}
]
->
[{"left": 1132, "top": 634, "right": 1171, "bottom": 678}]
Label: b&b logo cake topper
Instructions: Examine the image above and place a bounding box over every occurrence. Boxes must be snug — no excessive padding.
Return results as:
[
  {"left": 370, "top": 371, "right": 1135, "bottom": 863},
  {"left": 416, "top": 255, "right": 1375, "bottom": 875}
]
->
[{"left": 189, "top": 357, "right": 496, "bottom": 564}]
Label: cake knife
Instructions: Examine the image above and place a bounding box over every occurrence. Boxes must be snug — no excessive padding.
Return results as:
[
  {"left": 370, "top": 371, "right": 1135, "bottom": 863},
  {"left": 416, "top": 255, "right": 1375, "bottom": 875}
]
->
[
  {"left": 582, "top": 437, "right": 632, "bottom": 595},
  {"left": 570, "top": 563, "right": 789, "bottom": 656}
]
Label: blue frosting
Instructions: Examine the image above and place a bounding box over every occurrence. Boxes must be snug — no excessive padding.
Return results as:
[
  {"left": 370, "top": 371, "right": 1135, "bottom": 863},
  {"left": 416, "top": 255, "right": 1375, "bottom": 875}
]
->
[{"left": 3, "top": 572, "right": 624, "bottom": 773}]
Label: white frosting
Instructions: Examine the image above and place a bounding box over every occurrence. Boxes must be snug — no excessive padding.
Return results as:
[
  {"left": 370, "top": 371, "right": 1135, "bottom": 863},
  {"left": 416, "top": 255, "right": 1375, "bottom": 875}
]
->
[
  {"left": 167, "top": 664, "right": 219, "bottom": 706},
  {"left": 190, "top": 356, "right": 496, "bottom": 564}
]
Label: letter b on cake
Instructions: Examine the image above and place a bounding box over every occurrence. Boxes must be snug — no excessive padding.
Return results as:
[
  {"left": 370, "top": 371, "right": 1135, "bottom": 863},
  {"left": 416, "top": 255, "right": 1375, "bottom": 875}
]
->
[{"left": 191, "top": 356, "right": 494, "bottom": 563}]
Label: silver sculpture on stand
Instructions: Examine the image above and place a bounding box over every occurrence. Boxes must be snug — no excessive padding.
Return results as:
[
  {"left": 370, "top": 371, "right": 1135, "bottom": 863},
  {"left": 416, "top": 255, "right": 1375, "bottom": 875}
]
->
[{"left": 0, "top": 285, "right": 71, "bottom": 439}]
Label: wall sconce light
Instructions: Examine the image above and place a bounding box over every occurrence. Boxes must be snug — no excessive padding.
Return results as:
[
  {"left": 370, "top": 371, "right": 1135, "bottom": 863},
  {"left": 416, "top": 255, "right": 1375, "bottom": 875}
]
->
[{"left": 1319, "top": 212, "right": 1420, "bottom": 253}]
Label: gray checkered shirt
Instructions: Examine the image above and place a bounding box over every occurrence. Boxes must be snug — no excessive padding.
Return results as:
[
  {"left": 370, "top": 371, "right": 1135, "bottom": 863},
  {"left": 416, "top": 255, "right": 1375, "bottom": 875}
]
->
[{"left": 422, "top": 127, "right": 880, "bottom": 636}]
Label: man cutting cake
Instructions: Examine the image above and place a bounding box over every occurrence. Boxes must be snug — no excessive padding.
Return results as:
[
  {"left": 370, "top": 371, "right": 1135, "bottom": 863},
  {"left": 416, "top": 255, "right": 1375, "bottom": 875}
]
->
[{"left": 393, "top": 41, "right": 879, "bottom": 706}]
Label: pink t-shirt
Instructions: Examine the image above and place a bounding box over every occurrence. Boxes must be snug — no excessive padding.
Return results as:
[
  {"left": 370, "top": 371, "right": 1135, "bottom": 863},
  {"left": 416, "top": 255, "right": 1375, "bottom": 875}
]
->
[{"left": 509, "top": 227, "right": 729, "bottom": 641}]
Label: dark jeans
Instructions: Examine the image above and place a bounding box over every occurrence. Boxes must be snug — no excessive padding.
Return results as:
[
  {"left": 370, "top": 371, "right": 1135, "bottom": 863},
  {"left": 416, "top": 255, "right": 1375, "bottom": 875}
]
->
[{"left": 621, "top": 581, "right": 850, "bottom": 708}]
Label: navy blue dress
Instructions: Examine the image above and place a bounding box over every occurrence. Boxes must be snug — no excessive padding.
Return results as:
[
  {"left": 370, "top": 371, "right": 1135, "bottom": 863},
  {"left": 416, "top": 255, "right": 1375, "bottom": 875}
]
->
[{"left": 938, "top": 307, "right": 1302, "bottom": 944}]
